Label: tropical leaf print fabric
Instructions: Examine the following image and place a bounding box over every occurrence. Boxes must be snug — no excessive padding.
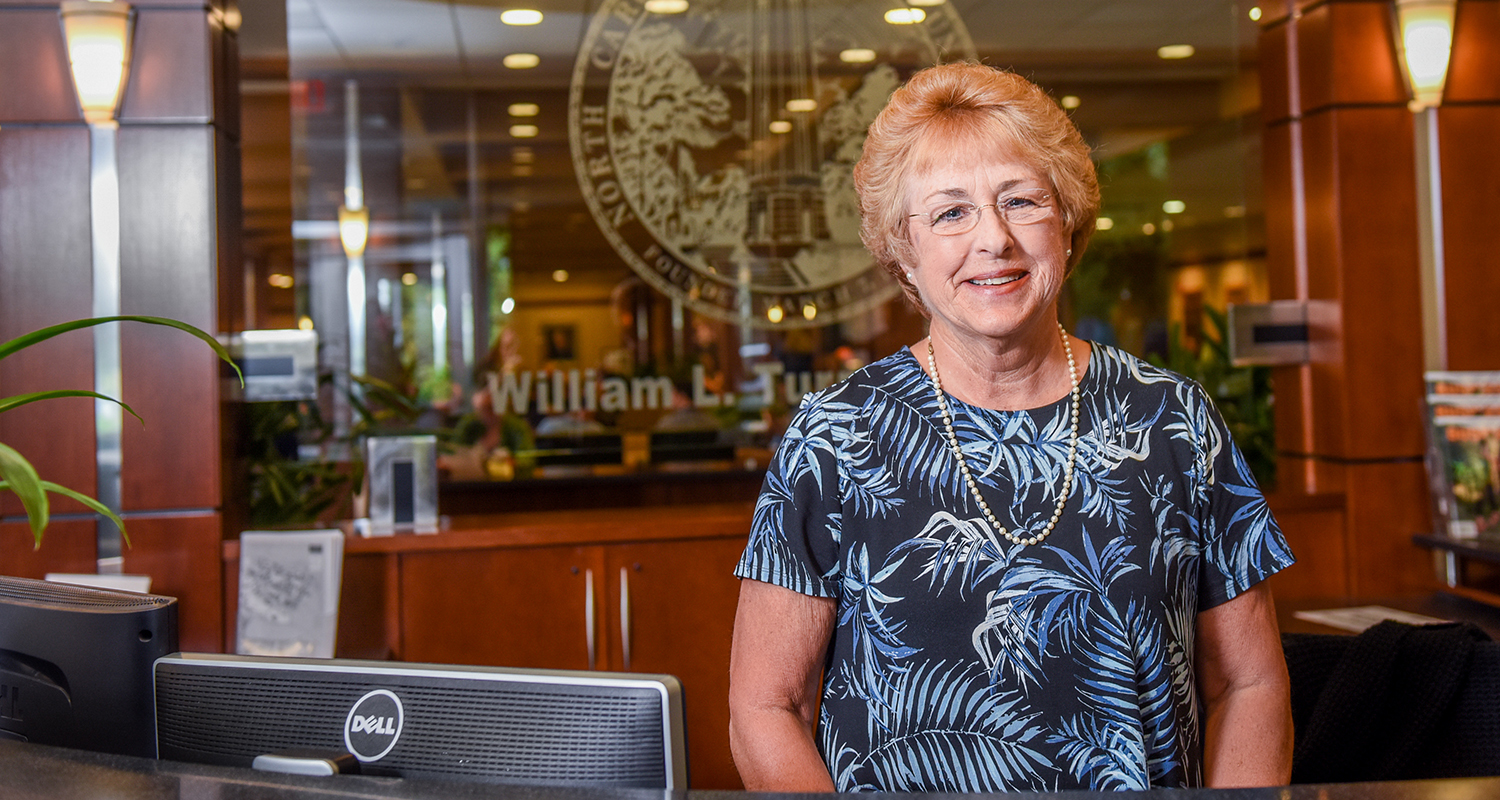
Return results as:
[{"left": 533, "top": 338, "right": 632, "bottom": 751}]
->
[{"left": 735, "top": 342, "right": 1295, "bottom": 792}]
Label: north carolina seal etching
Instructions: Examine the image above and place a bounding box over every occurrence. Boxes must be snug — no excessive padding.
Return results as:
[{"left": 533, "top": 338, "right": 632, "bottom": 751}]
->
[{"left": 570, "top": 0, "right": 975, "bottom": 328}]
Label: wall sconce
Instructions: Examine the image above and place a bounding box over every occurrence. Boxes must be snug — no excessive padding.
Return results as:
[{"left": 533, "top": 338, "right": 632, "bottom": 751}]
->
[
  {"left": 60, "top": 1, "right": 135, "bottom": 124},
  {"left": 338, "top": 204, "right": 369, "bottom": 258},
  {"left": 1394, "top": 0, "right": 1457, "bottom": 110}
]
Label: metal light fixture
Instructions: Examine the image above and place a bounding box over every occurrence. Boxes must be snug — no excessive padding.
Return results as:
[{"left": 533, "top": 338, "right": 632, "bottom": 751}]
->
[
  {"left": 1394, "top": 0, "right": 1457, "bottom": 111},
  {"left": 338, "top": 204, "right": 369, "bottom": 257},
  {"left": 60, "top": 1, "right": 134, "bottom": 124},
  {"left": 60, "top": 0, "right": 135, "bottom": 573},
  {"left": 1392, "top": 0, "right": 1458, "bottom": 370}
]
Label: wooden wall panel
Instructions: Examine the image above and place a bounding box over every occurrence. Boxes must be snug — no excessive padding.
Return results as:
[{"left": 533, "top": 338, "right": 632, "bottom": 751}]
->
[
  {"left": 1264, "top": 504, "right": 1348, "bottom": 600},
  {"left": 1296, "top": 2, "right": 1407, "bottom": 114},
  {"left": 0, "top": 519, "right": 96, "bottom": 577},
  {"left": 1343, "top": 461, "right": 1438, "bottom": 596},
  {"left": 117, "top": 126, "right": 221, "bottom": 511},
  {"left": 120, "top": 513, "right": 223, "bottom": 651},
  {"left": 1448, "top": 1, "right": 1500, "bottom": 103},
  {"left": 120, "top": 10, "right": 214, "bottom": 123},
  {"left": 0, "top": 9, "right": 78, "bottom": 122},
  {"left": 0, "top": 127, "right": 95, "bottom": 517},
  {"left": 1260, "top": 21, "right": 1293, "bottom": 123},
  {"left": 1440, "top": 105, "right": 1500, "bottom": 371}
]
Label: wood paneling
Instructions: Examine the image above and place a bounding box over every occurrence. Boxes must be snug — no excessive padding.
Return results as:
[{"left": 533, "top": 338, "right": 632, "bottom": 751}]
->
[
  {"left": 1343, "top": 461, "right": 1439, "bottom": 596},
  {"left": 0, "top": 519, "right": 96, "bottom": 577},
  {"left": 1448, "top": 1, "right": 1500, "bottom": 103},
  {"left": 0, "top": 127, "right": 95, "bottom": 517},
  {"left": 117, "top": 126, "right": 221, "bottom": 511},
  {"left": 1259, "top": 20, "right": 1293, "bottom": 122},
  {"left": 120, "top": 10, "right": 214, "bottom": 123},
  {"left": 1297, "top": 2, "right": 1408, "bottom": 114},
  {"left": 0, "top": 9, "right": 79, "bottom": 122},
  {"left": 1440, "top": 104, "right": 1500, "bottom": 371},
  {"left": 120, "top": 513, "right": 223, "bottom": 651},
  {"left": 1264, "top": 501, "right": 1348, "bottom": 600}
]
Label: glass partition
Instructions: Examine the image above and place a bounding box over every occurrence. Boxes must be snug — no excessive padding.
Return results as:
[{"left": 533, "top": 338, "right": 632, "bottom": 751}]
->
[{"left": 264, "top": 0, "right": 1271, "bottom": 497}]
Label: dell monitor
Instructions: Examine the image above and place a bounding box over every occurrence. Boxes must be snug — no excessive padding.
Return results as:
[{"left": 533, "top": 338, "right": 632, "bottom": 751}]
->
[{"left": 0, "top": 575, "right": 178, "bottom": 757}]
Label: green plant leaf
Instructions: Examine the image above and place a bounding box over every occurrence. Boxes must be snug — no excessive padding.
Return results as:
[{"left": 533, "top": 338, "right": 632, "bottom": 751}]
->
[
  {"left": 0, "top": 390, "right": 144, "bottom": 426},
  {"left": 0, "top": 443, "right": 48, "bottom": 545},
  {"left": 39, "top": 480, "right": 129, "bottom": 547},
  {"left": 0, "top": 315, "right": 244, "bottom": 386}
]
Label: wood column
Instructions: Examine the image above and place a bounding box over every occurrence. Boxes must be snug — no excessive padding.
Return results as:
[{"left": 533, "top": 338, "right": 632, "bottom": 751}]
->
[
  {"left": 1260, "top": 0, "right": 1447, "bottom": 596},
  {"left": 0, "top": 0, "right": 243, "bottom": 651}
]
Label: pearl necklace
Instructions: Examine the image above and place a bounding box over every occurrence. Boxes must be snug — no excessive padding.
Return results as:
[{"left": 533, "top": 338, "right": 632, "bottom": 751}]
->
[{"left": 926, "top": 322, "right": 1080, "bottom": 547}]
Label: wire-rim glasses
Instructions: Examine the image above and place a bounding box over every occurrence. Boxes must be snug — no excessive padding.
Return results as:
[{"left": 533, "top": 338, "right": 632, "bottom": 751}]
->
[{"left": 909, "top": 188, "right": 1055, "bottom": 236}]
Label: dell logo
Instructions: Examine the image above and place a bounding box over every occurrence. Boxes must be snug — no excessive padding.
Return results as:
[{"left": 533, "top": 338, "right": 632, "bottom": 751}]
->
[{"left": 343, "top": 689, "right": 404, "bottom": 762}]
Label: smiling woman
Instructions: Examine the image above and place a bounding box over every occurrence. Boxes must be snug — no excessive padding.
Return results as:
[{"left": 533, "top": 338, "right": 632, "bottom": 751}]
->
[{"left": 728, "top": 63, "right": 1295, "bottom": 793}]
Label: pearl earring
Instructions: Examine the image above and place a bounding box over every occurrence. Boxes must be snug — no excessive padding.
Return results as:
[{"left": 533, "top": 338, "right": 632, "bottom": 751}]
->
[
  {"left": 1066, "top": 248, "right": 1072, "bottom": 257},
  {"left": 905, "top": 270, "right": 914, "bottom": 281}
]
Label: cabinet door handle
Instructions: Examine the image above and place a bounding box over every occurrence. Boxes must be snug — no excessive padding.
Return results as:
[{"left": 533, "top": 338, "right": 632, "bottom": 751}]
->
[
  {"left": 619, "top": 566, "right": 631, "bottom": 671},
  {"left": 584, "top": 568, "right": 596, "bottom": 670}
]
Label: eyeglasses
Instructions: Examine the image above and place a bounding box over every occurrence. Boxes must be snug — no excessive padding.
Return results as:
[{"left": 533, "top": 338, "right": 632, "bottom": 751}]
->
[{"left": 909, "top": 189, "right": 1055, "bottom": 236}]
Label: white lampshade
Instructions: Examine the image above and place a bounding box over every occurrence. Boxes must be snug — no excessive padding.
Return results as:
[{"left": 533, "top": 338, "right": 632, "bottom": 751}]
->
[
  {"left": 339, "top": 205, "right": 370, "bottom": 258},
  {"left": 59, "top": 1, "right": 134, "bottom": 124},
  {"left": 1394, "top": 0, "right": 1457, "bottom": 110}
]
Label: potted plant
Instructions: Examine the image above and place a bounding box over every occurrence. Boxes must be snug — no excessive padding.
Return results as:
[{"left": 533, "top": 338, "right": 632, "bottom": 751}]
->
[{"left": 0, "top": 316, "right": 239, "bottom": 547}]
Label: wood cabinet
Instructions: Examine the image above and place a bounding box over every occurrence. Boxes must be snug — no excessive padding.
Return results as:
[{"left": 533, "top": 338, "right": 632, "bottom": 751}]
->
[{"left": 223, "top": 503, "right": 753, "bottom": 789}]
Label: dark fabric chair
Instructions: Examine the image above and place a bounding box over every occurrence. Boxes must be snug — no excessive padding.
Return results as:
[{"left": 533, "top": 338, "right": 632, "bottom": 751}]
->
[{"left": 1283, "top": 620, "right": 1500, "bottom": 783}]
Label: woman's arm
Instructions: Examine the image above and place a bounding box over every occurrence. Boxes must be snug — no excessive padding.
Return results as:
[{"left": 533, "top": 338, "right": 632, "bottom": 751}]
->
[
  {"left": 1196, "top": 581, "right": 1293, "bottom": 787},
  {"left": 728, "top": 578, "right": 837, "bottom": 791}
]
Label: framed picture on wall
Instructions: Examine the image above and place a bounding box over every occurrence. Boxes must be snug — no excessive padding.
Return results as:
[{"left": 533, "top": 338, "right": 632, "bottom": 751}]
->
[{"left": 543, "top": 324, "right": 576, "bottom": 361}]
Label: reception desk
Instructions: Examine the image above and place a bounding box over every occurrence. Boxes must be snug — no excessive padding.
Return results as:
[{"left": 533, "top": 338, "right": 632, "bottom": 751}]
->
[
  {"left": 223, "top": 503, "right": 756, "bottom": 789},
  {"left": 5, "top": 740, "right": 1500, "bottom": 800}
]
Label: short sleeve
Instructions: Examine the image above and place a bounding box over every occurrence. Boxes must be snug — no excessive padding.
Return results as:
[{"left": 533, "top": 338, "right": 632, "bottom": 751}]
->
[
  {"left": 734, "top": 396, "right": 844, "bottom": 598},
  {"left": 1193, "top": 385, "right": 1296, "bottom": 610}
]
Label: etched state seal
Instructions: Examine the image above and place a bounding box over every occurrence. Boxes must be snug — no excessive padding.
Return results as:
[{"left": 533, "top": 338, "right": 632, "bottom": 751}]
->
[{"left": 569, "top": 0, "right": 975, "bottom": 328}]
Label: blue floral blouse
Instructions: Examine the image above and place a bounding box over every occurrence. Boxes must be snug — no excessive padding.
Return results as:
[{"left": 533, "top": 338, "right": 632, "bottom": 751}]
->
[{"left": 735, "top": 342, "right": 1295, "bottom": 792}]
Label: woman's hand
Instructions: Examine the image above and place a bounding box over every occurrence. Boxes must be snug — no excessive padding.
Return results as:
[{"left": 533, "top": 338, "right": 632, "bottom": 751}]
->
[
  {"left": 728, "top": 578, "right": 837, "bottom": 791},
  {"left": 1196, "top": 582, "right": 1294, "bottom": 787}
]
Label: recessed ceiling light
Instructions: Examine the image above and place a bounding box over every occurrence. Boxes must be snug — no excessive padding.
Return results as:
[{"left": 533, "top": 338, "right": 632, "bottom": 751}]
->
[
  {"left": 840, "top": 48, "right": 876, "bottom": 63},
  {"left": 1060, "top": 95, "right": 1081, "bottom": 109},
  {"left": 1249, "top": 6, "right": 1263, "bottom": 22},
  {"left": 512, "top": 147, "right": 534, "bottom": 164},
  {"left": 1142, "top": 222, "right": 1157, "bottom": 235},
  {"left": 644, "top": 0, "right": 689, "bottom": 12},
  {"left": 552, "top": 269, "right": 569, "bottom": 282},
  {"left": 510, "top": 124, "right": 538, "bottom": 138},
  {"left": 884, "top": 8, "right": 925, "bottom": 24},
  {"left": 508, "top": 102, "right": 539, "bottom": 117},
  {"left": 766, "top": 305, "right": 785, "bottom": 324},
  {"left": 802, "top": 303, "right": 817, "bottom": 321},
  {"left": 786, "top": 98, "right": 817, "bottom": 112},
  {"left": 769, "top": 120, "right": 792, "bottom": 134},
  {"left": 1163, "top": 200, "right": 1186, "bottom": 214},
  {"left": 401, "top": 272, "right": 418, "bottom": 286},
  {"left": 500, "top": 297, "right": 515, "bottom": 314},
  {"left": 908, "top": 0, "right": 944, "bottom": 5},
  {"left": 1095, "top": 217, "right": 1114, "bottom": 231},
  {"left": 500, "top": 9, "right": 543, "bottom": 25},
  {"left": 503, "top": 53, "right": 540, "bottom": 69},
  {"left": 1160, "top": 219, "right": 1175, "bottom": 232},
  {"left": 1157, "top": 44, "right": 1195, "bottom": 59}
]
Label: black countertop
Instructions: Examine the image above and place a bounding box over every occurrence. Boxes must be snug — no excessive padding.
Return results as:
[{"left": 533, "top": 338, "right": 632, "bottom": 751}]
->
[{"left": 4, "top": 740, "right": 1498, "bottom": 800}]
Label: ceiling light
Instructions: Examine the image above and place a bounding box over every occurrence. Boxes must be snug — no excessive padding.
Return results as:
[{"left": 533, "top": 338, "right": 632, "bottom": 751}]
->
[
  {"left": 1160, "top": 219, "right": 1175, "bottom": 232},
  {"left": 268, "top": 273, "right": 294, "bottom": 289},
  {"left": 401, "top": 272, "right": 418, "bottom": 286},
  {"left": 1142, "top": 222, "right": 1157, "bottom": 235},
  {"left": 500, "top": 9, "right": 543, "bottom": 25},
  {"left": 766, "top": 305, "right": 785, "bottom": 324},
  {"left": 503, "top": 53, "right": 540, "bottom": 69},
  {"left": 840, "top": 48, "right": 876, "bottom": 63},
  {"left": 1060, "top": 95, "right": 1081, "bottom": 109},
  {"left": 552, "top": 269, "right": 569, "bottom": 282},
  {"left": 508, "top": 102, "right": 539, "bottom": 117},
  {"left": 1157, "top": 44, "right": 1195, "bottom": 59},
  {"left": 1095, "top": 217, "right": 1114, "bottom": 231},
  {"left": 769, "top": 120, "right": 792, "bottom": 134},
  {"left": 1248, "top": 6, "right": 1262, "bottom": 21},
  {"left": 510, "top": 124, "right": 538, "bottom": 138},
  {"left": 802, "top": 303, "right": 817, "bottom": 321},
  {"left": 907, "top": 0, "right": 945, "bottom": 5},
  {"left": 884, "top": 8, "right": 925, "bottom": 24},
  {"left": 644, "top": 0, "right": 689, "bottom": 12},
  {"left": 60, "top": 0, "right": 134, "bottom": 124},
  {"left": 500, "top": 297, "right": 515, "bottom": 314},
  {"left": 1163, "top": 200, "right": 1186, "bottom": 214},
  {"left": 786, "top": 98, "right": 817, "bottom": 112},
  {"left": 1395, "top": 0, "right": 1457, "bottom": 110},
  {"left": 338, "top": 205, "right": 369, "bottom": 257}
]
